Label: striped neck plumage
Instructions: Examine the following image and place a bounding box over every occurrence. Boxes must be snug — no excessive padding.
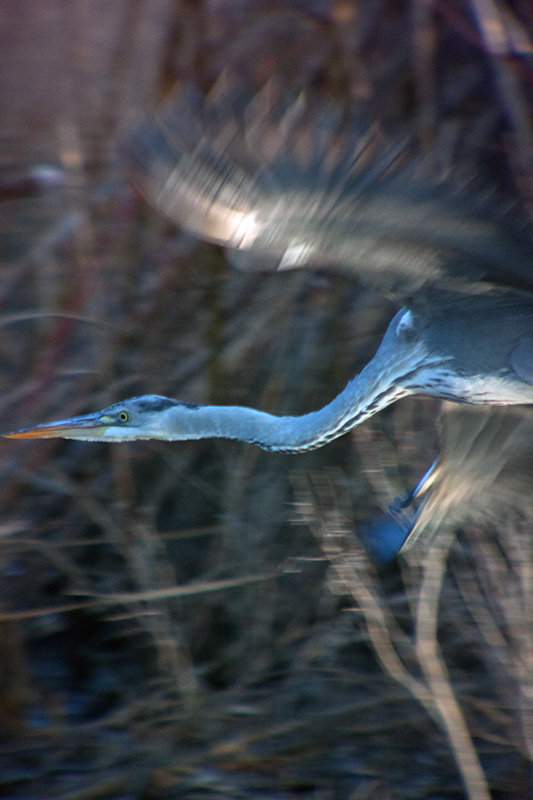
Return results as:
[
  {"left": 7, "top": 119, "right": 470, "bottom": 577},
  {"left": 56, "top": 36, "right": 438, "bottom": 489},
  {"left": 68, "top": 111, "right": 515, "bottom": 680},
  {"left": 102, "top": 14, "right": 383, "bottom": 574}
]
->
[{"left": 153, "top": 338, "right": 435, "bottom": 452}]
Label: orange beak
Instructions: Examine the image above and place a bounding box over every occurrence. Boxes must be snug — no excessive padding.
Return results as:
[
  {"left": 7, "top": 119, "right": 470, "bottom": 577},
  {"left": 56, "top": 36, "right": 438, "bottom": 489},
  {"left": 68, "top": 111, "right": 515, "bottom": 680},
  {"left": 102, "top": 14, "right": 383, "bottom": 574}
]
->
[{"left": 4, "top": 412, "right": 108, "bottom": 440}]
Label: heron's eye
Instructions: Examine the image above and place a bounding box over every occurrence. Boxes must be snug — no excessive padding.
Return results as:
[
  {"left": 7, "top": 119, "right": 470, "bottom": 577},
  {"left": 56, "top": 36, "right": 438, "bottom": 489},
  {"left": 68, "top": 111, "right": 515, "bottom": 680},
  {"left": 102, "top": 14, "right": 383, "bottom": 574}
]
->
[{"left": 118, "top": 411, "right": 130, "bottom": 423}]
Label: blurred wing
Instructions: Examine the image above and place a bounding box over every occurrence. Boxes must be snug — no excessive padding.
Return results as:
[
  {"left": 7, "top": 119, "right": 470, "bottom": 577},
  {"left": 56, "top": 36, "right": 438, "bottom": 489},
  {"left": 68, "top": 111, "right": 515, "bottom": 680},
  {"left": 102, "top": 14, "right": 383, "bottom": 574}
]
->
[
  {"left": 125, "top": 83, "right": 533, "bottom": 299},
  {"left": 400, "top": 403, "right": 533, "bottom": 553}
]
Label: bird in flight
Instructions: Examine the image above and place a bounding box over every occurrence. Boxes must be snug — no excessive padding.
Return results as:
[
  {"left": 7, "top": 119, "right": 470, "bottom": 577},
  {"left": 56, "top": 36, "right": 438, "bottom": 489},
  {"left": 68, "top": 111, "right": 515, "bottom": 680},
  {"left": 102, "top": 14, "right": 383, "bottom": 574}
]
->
[{"left": 6, "top": 84, "right": 533, "bottom": 551}]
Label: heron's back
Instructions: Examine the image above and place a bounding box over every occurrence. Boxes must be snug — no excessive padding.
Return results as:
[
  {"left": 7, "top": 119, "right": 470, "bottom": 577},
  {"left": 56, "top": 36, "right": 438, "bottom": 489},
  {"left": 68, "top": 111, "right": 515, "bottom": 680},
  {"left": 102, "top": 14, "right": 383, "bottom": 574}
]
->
[{"left": 413, "top": 291, "right": 533, "bottom": 404}]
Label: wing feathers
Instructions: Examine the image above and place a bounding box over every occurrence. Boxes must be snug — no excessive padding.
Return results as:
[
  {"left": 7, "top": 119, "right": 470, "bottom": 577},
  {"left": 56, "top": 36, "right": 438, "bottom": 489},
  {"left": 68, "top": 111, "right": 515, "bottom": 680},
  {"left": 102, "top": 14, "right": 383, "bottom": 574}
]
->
[{"left": 125, "top": 83, "right": 533, "bottom": 299}]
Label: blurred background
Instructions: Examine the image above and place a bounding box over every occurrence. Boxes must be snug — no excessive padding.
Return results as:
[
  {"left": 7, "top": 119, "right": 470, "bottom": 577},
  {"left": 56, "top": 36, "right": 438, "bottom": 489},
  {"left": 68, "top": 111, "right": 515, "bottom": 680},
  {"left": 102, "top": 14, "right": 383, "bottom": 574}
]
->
[{"left": 0, "top": 1, "right": 532, "bottom": 797}]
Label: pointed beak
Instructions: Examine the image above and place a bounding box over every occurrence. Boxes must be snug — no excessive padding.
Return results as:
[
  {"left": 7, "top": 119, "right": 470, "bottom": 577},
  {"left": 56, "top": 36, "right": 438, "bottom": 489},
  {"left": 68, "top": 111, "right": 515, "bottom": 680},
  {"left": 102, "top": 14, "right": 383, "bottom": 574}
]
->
[{"left": 4, "top": 412, "right": 109, "bottom": 440}]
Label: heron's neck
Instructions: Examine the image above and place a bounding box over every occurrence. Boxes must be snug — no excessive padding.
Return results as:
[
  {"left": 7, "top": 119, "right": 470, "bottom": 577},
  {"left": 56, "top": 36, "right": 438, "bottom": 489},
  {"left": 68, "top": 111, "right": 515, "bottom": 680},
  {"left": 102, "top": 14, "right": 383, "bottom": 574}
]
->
[{"left": 160, "top": 361, "right": 414, "bottom": 452}]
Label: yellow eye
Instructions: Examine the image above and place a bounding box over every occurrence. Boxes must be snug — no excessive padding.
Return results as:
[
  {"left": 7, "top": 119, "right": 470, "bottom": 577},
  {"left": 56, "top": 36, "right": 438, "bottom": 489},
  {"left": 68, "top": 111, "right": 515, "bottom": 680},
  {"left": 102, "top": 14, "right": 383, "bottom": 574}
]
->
[{"left": 118, "top": 411, "right": 130, "bottom": 423}]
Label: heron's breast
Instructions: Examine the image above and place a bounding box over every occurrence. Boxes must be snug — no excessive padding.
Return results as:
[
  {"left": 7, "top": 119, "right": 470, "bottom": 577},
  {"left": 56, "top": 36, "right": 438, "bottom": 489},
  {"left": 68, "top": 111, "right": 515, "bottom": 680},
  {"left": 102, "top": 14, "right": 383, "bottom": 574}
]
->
[{"left": 410, "top": 367, "right": 533, "bottom": 405}]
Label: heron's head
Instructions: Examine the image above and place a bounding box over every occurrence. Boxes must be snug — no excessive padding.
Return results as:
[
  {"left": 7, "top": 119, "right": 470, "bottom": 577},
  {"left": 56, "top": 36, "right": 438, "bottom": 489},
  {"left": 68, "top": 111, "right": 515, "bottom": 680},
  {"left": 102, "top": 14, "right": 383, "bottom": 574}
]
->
[{"left": 4, "top": 395, "right": 191, "bottom": 442}]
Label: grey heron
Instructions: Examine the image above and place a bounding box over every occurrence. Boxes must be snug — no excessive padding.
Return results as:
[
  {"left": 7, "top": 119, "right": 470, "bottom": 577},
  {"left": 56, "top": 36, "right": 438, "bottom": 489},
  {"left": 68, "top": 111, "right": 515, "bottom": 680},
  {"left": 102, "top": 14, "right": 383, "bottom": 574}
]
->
[
  {"left": 6, "top": 85, "right": 533, "bottom": 551},
  {"left": 6, "top": 293, "right": 533, "bottom": 445}
]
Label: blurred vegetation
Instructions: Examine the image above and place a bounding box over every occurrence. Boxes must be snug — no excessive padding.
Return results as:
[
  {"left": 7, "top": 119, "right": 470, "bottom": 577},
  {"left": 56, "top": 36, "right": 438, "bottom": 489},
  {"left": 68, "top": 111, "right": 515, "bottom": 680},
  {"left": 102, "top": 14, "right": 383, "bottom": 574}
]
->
[{"left": 0, "top": 1, "right": 532, "bottom": 798}]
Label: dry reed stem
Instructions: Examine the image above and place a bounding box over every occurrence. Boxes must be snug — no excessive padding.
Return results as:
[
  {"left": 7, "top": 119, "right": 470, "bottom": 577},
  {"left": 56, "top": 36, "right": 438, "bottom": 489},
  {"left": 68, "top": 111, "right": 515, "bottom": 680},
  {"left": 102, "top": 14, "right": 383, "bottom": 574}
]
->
[{"left": 414, "top": 529, "right": 491, "bottom": 800}]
